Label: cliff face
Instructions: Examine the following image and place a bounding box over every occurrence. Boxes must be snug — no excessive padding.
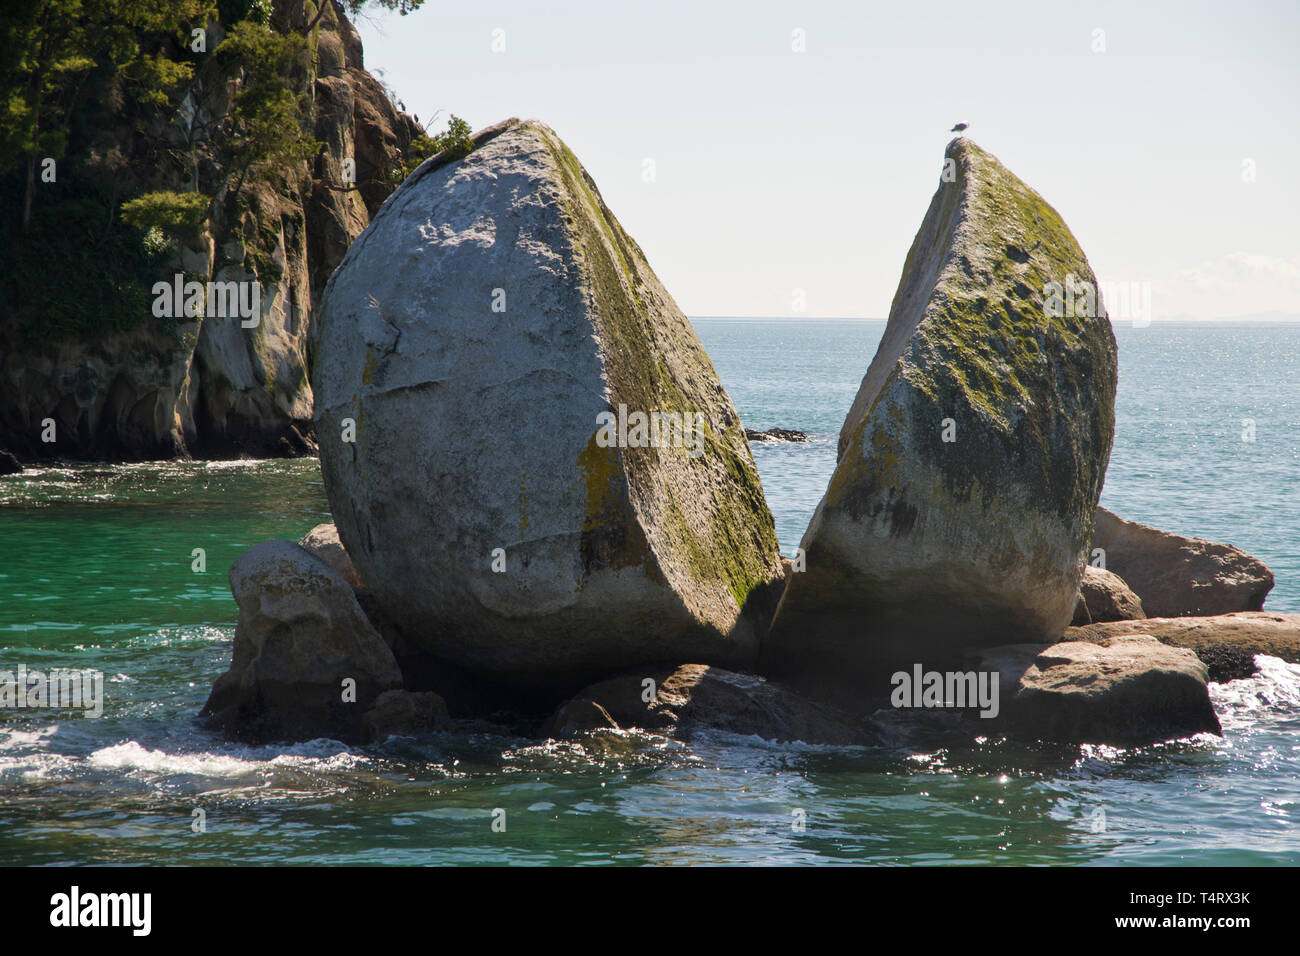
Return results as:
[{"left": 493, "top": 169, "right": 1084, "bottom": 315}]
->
[{"left": 0, "top": 0, "right": 420, "bottom": 461}]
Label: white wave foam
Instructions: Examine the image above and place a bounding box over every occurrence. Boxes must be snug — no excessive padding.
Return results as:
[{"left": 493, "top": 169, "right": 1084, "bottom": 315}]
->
[
  {"left": 88, "top": 742, "right": 263, "bottom": 777},
  {"left": 0, "top": 752, "right": 75, "bottom": 780},
  {"left": 84, "top": 738, "right": 368, "bottom": 779},
  {"left": 0, "top": 724, "right": 60, "bottom": 752},
  {"left": 1210, "top": 654, "right": 1300, "bottom": 732}
]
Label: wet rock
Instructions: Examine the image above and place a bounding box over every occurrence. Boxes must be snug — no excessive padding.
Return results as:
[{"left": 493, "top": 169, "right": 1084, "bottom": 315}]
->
[
  {"left": 1066, "top": 612, "right": 1300, "bottom": 682},
  {"left": 1091, "top": 507, "right": 1274, "bottom": 617},
  {"left": 312, "top": 119, "right": 784, "bottom": 693},
  {"left": 1007, "top": 635, "right": 1222, "bottom": 745},
  {"left": 201, "top": 539, "right": 403, "bottom": 743},
  {"left": 362, "top": 689, "right": 452, "bottom": 742},
  {"left": 745, "top": 428, "right": 809, "bottom": 443},
  {"left": 543, "top": 664, "right": 875, "bottom": 745},
  {"left": 764, "top": 138, "right": 1117, "bottom": 695},
  {"left": 0, "top": 450, "right": 21, "bottom": 475}
]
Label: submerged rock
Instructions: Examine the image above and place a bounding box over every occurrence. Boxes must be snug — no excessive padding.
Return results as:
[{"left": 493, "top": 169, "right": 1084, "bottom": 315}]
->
[
  {"left": 361, "top": 689, "right": 452, "bottom": 742},
  {"left": 201, "top": 539, "right": 403, "bottom": 742},
  {"left": 989, "top": 635, "right": 1222, "bottom": 746},
  {"left": 1067, "top": 611, "right": 1300, "bottom": 682},
  {"left": 763, "top": 138, "right": 1118, "bottom": 697},
  {"left": 543, "top": 664, "right": 874, "bottom": 745},
  {"left": 312, "top": 118, "right": 784, "bottom": 693},
  {"left": 745, "top": 428, "right": 809, "bottom": 443},
  {"left": 1091, "top": 507, "right": 1274, "bottom": 618},
  {"left": 1071, "top": 565, "right": 1145, "bottom": 625}
]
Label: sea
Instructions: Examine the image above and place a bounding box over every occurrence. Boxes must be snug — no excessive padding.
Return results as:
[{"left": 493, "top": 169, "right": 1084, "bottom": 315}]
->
[{"left": 1, "top": 319, "right": 1297, "bottom": 865}]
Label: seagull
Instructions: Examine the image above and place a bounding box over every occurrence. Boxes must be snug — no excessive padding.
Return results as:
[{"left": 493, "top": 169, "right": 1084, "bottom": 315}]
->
[{"left": 950, "top": 122, "right": 969, "bottom": 133}]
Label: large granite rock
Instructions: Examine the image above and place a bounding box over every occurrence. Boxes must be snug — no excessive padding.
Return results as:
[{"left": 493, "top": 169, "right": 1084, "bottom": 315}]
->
[
  {"left": 1091, "top": 507, "right": 1274, "bottom": 618},
  {"left": 993, "top": 635, "right": 1222, "bottom": 746},
  {"left": 312, "top": 119, "right": 784, "bottom": 694},
  {"left": 763, "top": 138, "right": 1117, "bottom": 695},
  {"left": 1071, "top": 564, "right": 1145, "bottom": 625},
  {"left": 1067, "top": 612, "right": 1300, "bottom": 682},
  {"left": 543, "top": 664, "right": 873, "bottom": 745},
  {"left": 201, "top": 539, "right": 403, "bottom": 742}
]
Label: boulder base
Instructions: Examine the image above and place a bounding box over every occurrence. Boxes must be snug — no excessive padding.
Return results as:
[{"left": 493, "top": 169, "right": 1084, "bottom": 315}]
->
[
  {"left": 544, "top": 664, "right": 874, "bottom": 745},
  {"left": 976, "top": 635, "right": 1222, "bottom": 746},
  {"left": 362, "top": 690, "right": 452, "bottom": 742}
]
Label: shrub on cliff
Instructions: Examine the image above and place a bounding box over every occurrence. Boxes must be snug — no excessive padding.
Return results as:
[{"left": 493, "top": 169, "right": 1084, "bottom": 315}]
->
[{"left": 388, "top": 114, "right": 476, "bottom": 186}]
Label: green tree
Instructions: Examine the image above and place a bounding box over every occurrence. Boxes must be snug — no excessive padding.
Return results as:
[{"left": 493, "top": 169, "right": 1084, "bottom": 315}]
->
[
  {"left": 303, "top": 0, "right": 426, "bottom": 36},
  {"left": 386, "top": 114, "right": 474, "bottom": 186},
  {"left": 0, "top": 0, "right": 213, "bottom": 230},
  {"left": 214, "top": 21, "right": 319, "bottom": 199}
]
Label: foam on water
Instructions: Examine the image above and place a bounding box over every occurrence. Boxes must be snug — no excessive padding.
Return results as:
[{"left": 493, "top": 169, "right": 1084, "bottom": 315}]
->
[{"left": 1210, "top": 655, "right": 1300, "bottom": 732}]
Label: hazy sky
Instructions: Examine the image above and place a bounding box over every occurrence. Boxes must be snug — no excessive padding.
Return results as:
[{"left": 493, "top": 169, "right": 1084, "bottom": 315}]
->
[{"left": 353, "top": 0, "right": 1300, "bottom": 320}]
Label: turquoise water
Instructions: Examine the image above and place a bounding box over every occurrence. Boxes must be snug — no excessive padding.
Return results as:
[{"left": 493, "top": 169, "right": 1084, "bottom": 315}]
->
[{"left": 1, "top": 320, "right": 1297, "bottom": 865}]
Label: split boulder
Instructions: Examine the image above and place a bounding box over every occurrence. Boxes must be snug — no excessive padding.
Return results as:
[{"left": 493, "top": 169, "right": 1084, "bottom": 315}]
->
[
  {"left": 763, "top": 138, "right": 1118, "bottom": 695},
  {"left": 311, "top": 119, "right": 784, "bottom": 693}
]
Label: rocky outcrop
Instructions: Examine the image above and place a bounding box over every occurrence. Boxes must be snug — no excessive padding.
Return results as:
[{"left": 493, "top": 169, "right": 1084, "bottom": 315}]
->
[
  {"left": 543, "top": 664, "right": 873, "bottom": 744},
  {"left": 745, "top": 428, "right": 809, "bottom": 443},
  {"left": 762, "top": 138, "right": 1118, "bottom": 697},
  {"left": 0, "top": 450, "right": 21, "bottom": 475},
  {"left": 0, "top": 1, "right": 421, "bottom": 462},
  {"left": 1071, "top": 565, "right": 1145, "bottom": 625},
  {"left": 299, "top": 522, "right": 364, "bottom": 589},
  {"left": 1067, "top": 612, "right": 1300, "bottom": 682},
  {"left": 1091, "top": 507, "right": 1274, "bottom": 617},
  {"left": 361, "top": 689, "right": 452, "bottom": 742},
  {"left": 312, "top": 119, "right": 785, "bottom": 694},
  {"left": 201, "top": 539, "right": 403, "bottom": 742},
  {"left": 989, "top": 635, "right": 1222, "bottom": 746}
]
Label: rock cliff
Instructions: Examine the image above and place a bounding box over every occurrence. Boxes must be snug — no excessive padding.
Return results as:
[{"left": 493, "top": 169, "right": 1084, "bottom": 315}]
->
[{"left": 0, "top": 0, "right": 421, "bottom": 461}]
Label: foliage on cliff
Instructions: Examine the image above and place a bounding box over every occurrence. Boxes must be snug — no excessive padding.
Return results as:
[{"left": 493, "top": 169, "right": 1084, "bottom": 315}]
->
[{"left": 0, "top": 0, "right": 431, "bottom": 346}]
